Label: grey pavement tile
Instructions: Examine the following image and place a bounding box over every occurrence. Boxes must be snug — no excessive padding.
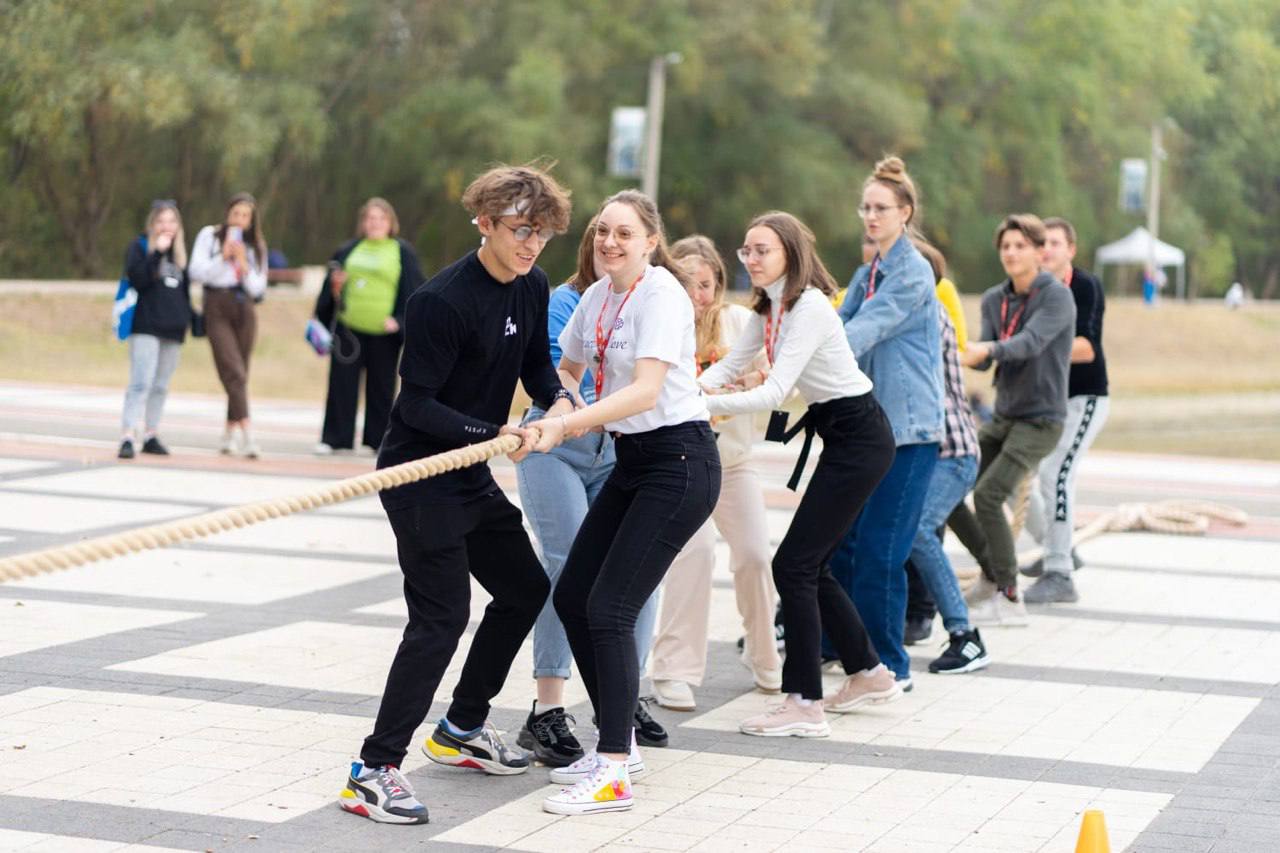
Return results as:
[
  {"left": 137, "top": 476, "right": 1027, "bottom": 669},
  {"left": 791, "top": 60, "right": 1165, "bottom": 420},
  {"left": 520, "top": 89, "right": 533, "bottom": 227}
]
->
[
  {"left": 1130, "top": 835, "right": 1217, "bottom": 852},
  {"left": 135, "top": 829, "right": 238, "bottom": 851}
]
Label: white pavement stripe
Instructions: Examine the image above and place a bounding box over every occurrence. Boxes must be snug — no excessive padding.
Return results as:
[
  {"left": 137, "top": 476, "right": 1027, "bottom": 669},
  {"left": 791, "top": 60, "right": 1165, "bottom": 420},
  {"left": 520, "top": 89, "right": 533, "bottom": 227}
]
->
[
  {"left": 0, "top": 600, "right": 199, "bottom": 659},
  {"left": 685, "top": 679, "right": 1254, "bottom": 774}
]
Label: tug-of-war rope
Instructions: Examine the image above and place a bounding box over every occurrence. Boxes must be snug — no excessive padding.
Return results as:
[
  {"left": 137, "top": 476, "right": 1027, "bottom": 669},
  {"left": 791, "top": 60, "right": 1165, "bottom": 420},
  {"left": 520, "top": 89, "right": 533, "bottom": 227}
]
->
[
  {"left": 0, "top": 434, "right": 522, "bottom": 583},
  {"left": 0, "top": 436, "right": 1248, "bottom": 585}
]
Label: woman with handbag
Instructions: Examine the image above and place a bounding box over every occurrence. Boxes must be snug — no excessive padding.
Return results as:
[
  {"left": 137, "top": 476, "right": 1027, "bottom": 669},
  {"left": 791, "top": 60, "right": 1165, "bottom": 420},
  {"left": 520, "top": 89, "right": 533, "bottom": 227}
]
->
[
  {"left": 189, "top": 192, "right": 268, "bottom": 458},
  {"left": 118, "top": 199, "right": 193, "bottom": 459},
  {"left": 313, "top": 198, "right": 424, "bottom": 455}
]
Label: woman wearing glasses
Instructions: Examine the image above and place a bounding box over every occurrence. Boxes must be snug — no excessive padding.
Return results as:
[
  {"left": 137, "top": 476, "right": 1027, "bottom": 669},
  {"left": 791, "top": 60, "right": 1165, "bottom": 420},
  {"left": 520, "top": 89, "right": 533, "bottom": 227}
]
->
[
  {"left": 526, "top": 190, "right": 718, "bottom": 816},
  {"left": 313, "top": 198, "right": 424, "bottom": 456},
  {"left": 118, "top": 199, "right": 193, "bottom": 459},
  {"left": 649, "top": 234, "right": 781, "bottom": 712},
  {"left": 832, "top": 156, "right": 945, "bottom": 690},
  {"left": 513, "top": 219, "right": 666, "bottom": 770},
  {"left": 698, "top": 211, "right": 898, "bottom": 739}
]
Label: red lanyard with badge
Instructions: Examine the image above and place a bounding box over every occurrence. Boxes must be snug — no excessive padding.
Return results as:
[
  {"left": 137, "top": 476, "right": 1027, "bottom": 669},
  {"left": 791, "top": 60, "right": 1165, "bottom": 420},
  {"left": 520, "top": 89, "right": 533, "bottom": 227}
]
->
[
  {"left": 998, "top": 292, "right": 1032, "bottom": 341},
  {"left": 864, "top": 257, "right": 881, "bottom": 300},
  {"left": 593, "top": 273, "right": 643, "bottom": 399},
  {"left": 763, "top": 304, "right": 785, "bottom": 367}
]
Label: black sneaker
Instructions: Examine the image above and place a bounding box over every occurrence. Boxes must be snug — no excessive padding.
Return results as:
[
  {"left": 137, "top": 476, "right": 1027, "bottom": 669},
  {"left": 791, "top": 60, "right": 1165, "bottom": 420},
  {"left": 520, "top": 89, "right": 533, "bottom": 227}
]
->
[
  {"left": 141, "top": 436, "right": 170, "bottom": 455},
  {"left": 118, "top": 438, "right": 135, "bottom": 459},
  {"left": 928, "top": 628, "right": 990, "bottom": 674},
  {"left": 904, "top": 615, "right": 933, "bottom": 646},
  {"left": 422, "top": 721, "right": 529, "bottom": 775},
  {"left": 634, "top": 698, "right": 668, "bottom": 748},
  {"left": 515, "top": 702, "right": 584, "bottom": 768}
]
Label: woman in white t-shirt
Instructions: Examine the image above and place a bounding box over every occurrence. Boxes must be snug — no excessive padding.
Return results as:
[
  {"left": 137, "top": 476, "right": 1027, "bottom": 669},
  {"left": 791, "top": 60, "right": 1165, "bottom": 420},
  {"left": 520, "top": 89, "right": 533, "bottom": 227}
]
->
[
  {"left": 527, "top": 190, "right": 720, "bottom": 817},
  {"left": 649, "top": 235, "right": 782, "bottom": 712},
  {"left": 698, "top": 211, "right": 899, "bottom": 739}
]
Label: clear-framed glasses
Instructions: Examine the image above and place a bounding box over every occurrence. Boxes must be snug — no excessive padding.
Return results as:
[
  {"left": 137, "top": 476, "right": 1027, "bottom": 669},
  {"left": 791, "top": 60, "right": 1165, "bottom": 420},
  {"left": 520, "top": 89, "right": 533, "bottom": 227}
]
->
[
  {"left": 737, "top": 246, "right": 780, "bottom": 263},
  {"left": 498, "top": 218, "right": 558, "bottom": 244},
  {"left": 594, "top": 223, "right": 641, "bottom": 243},
  {"left": 856, "top": 203, "right": 901, "bottom": 219}
]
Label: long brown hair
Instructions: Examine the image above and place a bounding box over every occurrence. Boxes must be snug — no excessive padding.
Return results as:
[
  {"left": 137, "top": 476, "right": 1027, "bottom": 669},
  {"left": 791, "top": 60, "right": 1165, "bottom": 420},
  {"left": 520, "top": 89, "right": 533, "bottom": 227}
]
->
[
  {"left": 747, "top": 211, "right": 838, "bottom": 315},
  {"left": 591, "top": 189, "right": 691, "bottom": 289},
  {"left": 214, "top": 192, "right": 267, "bottom": 270},
  {"left": 565, "top": 217, "right": 598, "bottom": 294},
  {"left": 671, "top": 235, "right": 728, "bottom": 362}
]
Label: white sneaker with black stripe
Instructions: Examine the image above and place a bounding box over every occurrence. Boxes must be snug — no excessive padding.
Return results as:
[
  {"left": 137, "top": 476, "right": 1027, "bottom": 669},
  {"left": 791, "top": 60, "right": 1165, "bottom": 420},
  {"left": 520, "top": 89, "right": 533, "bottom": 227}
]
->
[{"left": 928, "top": 628, "right": 990, "bottom": 674}]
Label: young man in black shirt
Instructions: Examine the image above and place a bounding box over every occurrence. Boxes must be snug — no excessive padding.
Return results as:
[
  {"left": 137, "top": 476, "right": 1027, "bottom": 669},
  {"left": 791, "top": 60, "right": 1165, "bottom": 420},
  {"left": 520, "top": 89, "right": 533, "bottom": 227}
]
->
[
  {"left": 340, "top": 165, "right": 576, "bottom": 825},
  {"left": 1019, "top": 217, "right": 1110, "bottom": 603}
]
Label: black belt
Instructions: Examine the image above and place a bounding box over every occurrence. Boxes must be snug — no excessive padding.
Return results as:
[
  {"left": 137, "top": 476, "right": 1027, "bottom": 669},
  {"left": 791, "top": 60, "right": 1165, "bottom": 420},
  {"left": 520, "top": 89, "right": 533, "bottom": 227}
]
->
[{"left": 781, "top": 413, "right": 816, "bottom": 492}]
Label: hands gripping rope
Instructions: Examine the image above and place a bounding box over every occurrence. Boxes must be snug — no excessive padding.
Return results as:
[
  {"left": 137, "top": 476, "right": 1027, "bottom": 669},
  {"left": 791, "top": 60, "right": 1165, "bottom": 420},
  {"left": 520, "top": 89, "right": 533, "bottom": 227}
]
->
[{"left": 0, "top": 434, "right": 522, "bottom": 583}]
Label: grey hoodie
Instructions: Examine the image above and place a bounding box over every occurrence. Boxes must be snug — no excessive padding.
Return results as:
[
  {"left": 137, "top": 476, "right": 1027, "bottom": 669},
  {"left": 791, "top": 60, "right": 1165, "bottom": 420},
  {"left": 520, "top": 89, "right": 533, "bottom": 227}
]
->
[{"left": 973, "top": 272, "right": 1076, "bottom": 422}]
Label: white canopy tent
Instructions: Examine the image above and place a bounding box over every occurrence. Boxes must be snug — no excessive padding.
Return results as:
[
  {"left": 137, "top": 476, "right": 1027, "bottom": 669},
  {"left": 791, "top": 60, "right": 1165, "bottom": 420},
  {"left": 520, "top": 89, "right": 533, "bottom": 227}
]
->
[{"left": 1093, "top": 226, "right": 1187, "bottom": 299}]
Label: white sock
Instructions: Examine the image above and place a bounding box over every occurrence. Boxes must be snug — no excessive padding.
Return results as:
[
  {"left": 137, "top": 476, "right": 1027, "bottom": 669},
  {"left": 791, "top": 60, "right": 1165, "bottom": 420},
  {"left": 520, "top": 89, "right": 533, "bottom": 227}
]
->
[
  {"left": 534, "top": 701, "right": 562, "bottom": 716},
  {"left": 789, "top": 693, "right": 814, "bottom": 706}
]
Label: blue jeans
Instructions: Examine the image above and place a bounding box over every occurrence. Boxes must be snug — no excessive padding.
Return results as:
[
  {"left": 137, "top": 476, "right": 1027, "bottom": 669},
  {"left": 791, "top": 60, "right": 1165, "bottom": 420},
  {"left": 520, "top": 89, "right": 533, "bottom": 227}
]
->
[
  {"left": 515, "top": 418, "right": 658, "bottom": 680},
  {"left": 909, "top": 454, "right": 978, "bottom": 634},
  {"left": 828, "top": 442, "right": 938, "bottom": 679}
]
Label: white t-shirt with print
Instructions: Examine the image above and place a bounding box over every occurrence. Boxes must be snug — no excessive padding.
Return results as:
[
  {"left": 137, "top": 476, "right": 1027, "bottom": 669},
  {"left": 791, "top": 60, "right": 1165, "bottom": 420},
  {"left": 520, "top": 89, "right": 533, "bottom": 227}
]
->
[{"left": 560, "top": 264, "right": 710, "bottom": 434}]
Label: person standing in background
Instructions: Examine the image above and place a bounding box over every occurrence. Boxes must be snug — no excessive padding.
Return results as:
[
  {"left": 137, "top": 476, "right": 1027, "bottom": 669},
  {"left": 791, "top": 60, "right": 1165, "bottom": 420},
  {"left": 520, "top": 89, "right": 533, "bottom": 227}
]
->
[
  {"left": 1019, "top": 217, "right": 1109, "bottom": 603},
  {"left": 189, "top": 192, "right": 268, "bottom": 458},
  {"left": 118, "top": 200, "right": 192, "bottom": 459},
  {"left": 314, "top": 198, "right": 424, "bottom": 456}
]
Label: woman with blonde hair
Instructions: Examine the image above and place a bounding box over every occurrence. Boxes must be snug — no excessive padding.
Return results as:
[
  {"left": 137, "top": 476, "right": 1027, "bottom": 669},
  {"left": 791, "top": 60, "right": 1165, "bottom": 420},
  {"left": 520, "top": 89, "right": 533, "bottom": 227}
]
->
[
  {"left": 118, "top": 199, "right": 193, "bottom": 459},
  {"left": 190, "top": 192, "right": 268, "bottom": 457},
  {"left": 313, "top": 198, "right": 424, "bottom": 455},
  {"left": 649, "top": 235, "right": 781, "bottom": 711}
]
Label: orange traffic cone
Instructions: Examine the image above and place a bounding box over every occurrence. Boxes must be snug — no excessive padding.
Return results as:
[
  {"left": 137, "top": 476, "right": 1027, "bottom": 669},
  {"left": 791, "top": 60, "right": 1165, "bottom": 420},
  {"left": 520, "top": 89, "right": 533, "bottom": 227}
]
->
[{"left": 1075, "top": 809, "right": 1111, "bottom": 853}]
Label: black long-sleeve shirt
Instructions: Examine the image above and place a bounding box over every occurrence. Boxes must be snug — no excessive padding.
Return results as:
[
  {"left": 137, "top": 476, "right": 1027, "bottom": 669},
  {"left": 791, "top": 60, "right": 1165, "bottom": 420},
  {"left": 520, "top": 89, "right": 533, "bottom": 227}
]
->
[
  {"left": 378, "top": 250, "right": 564, "bottom": 507},
  {"left": 1066, "top": 266, "right": 1109, "bottom": 398},
  {"left": 125, "top": 236, "right": 191, "bottom": 342}
]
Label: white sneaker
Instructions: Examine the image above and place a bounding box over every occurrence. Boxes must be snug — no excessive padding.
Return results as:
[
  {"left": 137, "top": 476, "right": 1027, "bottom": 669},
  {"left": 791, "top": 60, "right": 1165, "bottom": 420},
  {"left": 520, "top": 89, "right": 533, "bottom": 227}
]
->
[
  {"left": 753, "top": 666, "right": 782, "bottom": 694},
  {"left": 542, "top": 755, "right": 633, "bottom": 816},
  {"left": 314, "top": 442, "right": 334, "bottom": 456},
  {"left": 219, "top": 428, "right": 242, "bottom": 456},
  {"left": 652, "top": 679, "right": 696, "bottom": 711},
  {"left": 241, "top": 430, "right": 261, "bottom": 459},
  {"left": 970, "top": 588, "right": 1029, "bottom": 627},
  {"left": 548, "top": 732, "right": 644, "bottom": 784}
]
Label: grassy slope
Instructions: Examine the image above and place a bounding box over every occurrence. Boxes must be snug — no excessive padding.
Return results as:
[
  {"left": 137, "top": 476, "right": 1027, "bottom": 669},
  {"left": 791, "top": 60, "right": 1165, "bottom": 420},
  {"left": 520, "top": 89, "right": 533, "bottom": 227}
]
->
[{"left": 2, "top": 289, "right": 1277, "bottom": 458}]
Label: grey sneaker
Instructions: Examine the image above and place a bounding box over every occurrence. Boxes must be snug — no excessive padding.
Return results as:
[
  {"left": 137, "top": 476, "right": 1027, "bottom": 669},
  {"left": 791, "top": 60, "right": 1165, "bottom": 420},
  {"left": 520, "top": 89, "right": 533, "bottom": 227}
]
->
[
  {"left": 339, "top": 762, "right": 429, "bottom": 824},
  {"left": 424, "top": 721, "right": 529, "bottom": 775},
  {"left": 1020, "top": 549, "right": 1085, "bottom": 578},
  {"left": 1024, "top": 572, "right": 1079, "bottom": 604}
]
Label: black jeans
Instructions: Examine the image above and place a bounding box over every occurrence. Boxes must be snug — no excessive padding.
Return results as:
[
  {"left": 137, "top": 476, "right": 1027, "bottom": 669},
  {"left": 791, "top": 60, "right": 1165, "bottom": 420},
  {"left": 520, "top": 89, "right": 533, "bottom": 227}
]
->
[
  {"left": 554, "top": 421, "right": 720, "bottom": 754},
  {"left": 321, "top": 324, "right": 401, "bottom": 451},
  {"left": 774, "top": 394, "right": 896, "bottom": 699},
  {"left": 361, "top": 491, "right": 549, "bottom": 768}
]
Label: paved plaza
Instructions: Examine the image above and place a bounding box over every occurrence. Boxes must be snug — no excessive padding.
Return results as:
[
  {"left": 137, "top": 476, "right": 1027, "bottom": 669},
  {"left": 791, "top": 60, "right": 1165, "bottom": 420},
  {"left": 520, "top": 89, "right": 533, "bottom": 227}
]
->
[{"left": 1, "top": 382, "right": 1279, "bottom": 852}]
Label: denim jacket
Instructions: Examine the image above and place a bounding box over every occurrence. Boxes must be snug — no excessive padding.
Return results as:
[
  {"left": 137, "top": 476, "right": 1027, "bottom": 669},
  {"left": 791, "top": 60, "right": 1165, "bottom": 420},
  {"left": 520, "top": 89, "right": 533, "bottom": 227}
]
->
[{"left": 838, "top": 233, "right": 944, "bottom": 446}]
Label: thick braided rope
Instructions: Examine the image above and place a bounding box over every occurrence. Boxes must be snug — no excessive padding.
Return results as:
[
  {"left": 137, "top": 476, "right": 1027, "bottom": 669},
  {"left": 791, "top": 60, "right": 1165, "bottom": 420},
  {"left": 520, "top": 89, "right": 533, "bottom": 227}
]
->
[{"left": 0, "top": 434, "right": 522, "bottom": 583}]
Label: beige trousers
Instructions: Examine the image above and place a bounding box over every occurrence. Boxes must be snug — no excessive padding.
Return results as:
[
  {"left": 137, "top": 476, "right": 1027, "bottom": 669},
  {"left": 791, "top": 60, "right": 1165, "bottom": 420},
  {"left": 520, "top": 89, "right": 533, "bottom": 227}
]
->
[{"left": 651, "top": 462, "right": 781, "bottom": 685}]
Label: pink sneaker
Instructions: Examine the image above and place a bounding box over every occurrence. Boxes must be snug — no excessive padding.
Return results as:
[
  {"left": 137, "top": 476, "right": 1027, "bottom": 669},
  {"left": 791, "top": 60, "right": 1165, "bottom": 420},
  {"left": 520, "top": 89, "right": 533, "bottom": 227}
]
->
[
  {"left": 738, "top": 695, "right": 830, "bottom": 738},
  {"left": 824, "top": 664, "right": 903, "bottom": 713}
]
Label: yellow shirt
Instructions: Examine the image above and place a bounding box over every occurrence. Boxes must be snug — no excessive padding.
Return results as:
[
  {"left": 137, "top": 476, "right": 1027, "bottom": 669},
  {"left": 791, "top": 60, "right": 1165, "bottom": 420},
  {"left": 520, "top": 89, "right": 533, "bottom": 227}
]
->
[{"left": 935, "top": 278, "right": 967, "bottom": 351}]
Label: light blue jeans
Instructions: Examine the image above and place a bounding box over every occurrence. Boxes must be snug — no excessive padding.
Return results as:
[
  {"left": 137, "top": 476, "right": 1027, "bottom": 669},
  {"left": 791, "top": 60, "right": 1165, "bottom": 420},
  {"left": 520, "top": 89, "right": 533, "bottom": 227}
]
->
[
  {"left": 516, "top": 413, "right": 658, "bottom": 679},
  {"left": 123, "top": 333, "right": 181, "bottom": 434},
  {"left": 909, "top": 454, "right": 979, "bottom": 634}
]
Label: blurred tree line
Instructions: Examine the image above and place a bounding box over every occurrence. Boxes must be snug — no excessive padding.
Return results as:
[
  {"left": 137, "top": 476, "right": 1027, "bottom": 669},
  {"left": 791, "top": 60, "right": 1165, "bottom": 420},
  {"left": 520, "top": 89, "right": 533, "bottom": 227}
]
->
[{"left": 1, "top": 0, "right": 1277, "bottom": 298}]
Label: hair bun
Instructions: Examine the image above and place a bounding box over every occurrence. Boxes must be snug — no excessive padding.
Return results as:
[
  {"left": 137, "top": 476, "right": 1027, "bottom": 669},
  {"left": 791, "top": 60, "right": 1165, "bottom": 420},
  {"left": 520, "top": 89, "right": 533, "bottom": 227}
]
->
[{"left": 873, "top": 155, "right": 907, "bottom": 182}]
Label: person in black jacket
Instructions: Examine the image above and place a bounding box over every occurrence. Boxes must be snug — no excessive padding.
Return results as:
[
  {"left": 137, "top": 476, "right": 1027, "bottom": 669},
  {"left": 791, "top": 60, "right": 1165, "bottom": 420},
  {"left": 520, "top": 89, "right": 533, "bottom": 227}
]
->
[
  {"left": 313, "top": 198, "right": 424, "bottom": 455},
  {"left": 118, "top": 200, "right": 193, "bottom": 459}
]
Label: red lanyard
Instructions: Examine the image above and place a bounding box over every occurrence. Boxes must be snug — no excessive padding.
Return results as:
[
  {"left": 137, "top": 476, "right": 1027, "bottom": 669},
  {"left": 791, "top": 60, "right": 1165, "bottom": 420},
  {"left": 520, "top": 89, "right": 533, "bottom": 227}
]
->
[
  {"left": 593, "top": 273, "right": 642, "bottom": 399},
  {"left": 864, "top": 257, "right": 881, "bottom": 300},
  {"left": 998, "top": 292, "right": 1033, "bottom": 341},
  {"left": 763, "top": 306, "right": 785, "bottom": 366},
  {"left": 1062, "top": 267, "right": 1074, "bottom": 288}
]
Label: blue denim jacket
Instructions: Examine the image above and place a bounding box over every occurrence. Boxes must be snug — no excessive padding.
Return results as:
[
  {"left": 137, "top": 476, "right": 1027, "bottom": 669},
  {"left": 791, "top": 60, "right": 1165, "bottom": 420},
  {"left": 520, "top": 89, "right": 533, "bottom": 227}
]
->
[{"left": 838, "top": 233, "right": 944, "bottom": 446}]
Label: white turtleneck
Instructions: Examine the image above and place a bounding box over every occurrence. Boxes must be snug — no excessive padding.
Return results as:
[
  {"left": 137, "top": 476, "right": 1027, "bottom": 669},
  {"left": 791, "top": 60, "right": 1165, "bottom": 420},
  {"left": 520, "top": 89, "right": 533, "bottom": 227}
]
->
[{"left": 698, "top": 279, "right": 873, "bottom": 415}]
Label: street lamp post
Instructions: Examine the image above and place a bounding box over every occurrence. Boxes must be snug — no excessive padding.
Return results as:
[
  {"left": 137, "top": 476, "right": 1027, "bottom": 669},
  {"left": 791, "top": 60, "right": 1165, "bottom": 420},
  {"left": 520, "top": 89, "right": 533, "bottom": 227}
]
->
[{"left": 642, "top": 52, "right": 682, "bottom": 203}]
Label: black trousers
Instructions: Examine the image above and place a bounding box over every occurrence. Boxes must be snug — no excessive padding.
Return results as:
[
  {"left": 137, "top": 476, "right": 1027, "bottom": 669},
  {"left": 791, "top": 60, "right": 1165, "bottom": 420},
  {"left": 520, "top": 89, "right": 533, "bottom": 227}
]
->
[
  {"left": 361, "top": 491, "right": 549, "bottom": 769},
  {"left": 321, "top": 324, "right": 401, "bottom": 451},
  {"left": 554, "top": 421, "right": 720, "bottom": 754},
  {"left": 773, "top": 394, "right": 896, "bottom": 699}
]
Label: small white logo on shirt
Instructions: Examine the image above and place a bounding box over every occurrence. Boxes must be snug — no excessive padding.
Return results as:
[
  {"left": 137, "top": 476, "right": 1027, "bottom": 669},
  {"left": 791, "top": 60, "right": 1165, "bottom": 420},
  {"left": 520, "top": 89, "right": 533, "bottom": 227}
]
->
[{"left": 504, "top": 316, "right": 517, "bottom": 337}]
